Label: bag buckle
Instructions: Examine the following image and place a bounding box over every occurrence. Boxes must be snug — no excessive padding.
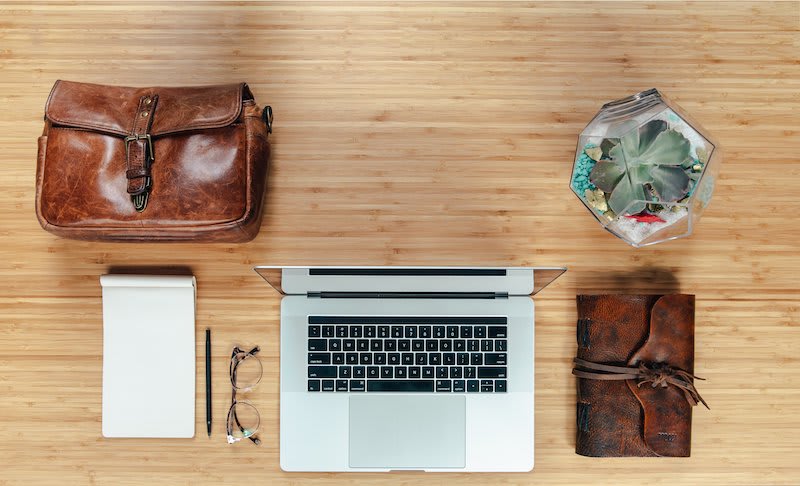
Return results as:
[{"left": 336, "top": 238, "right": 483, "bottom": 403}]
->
[
  {"left": 124, "top": 134, "right": 153, "bottom": 212},
  {"left": 124, "top": 133, "right": 154, "bottom": 162}
]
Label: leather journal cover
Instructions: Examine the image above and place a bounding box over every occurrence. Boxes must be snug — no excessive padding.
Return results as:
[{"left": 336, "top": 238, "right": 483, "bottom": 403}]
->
[{"left": 572, "top": 294, "right": 707, "bottom": 457}]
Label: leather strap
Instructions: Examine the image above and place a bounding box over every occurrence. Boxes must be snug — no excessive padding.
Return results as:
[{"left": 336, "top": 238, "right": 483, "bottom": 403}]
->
[
  {"left": 126, "top": 94, "right": 158, "bottom": 211},
  {"left": 572, "top": 357, "right": 709, "bottom": 409}
]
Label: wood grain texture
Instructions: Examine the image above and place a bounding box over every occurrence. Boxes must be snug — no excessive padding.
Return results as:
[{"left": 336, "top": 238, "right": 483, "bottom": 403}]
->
[{"left": 1, "top": 1, "right": 799, "bottom": 484}]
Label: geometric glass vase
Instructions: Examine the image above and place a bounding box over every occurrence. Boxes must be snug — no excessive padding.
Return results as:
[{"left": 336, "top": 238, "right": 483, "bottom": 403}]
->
[{"left": 570, "top": 89, "right": 721, "bottom": 247}]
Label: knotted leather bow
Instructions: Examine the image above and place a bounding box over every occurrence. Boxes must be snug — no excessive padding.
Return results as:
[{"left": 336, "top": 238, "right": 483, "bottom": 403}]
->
[{"left": 572, "top": 357, "right": 709, "bottom": 409}]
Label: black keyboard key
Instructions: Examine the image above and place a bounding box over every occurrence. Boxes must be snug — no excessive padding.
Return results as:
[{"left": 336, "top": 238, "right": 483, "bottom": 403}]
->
[
  {"left": 443, "top": 353, "right": 455, "bottom": 366},
  {"left": 350, "top": 380, "right": 366, "bottom": 392},
  {"left": 346, "top": 353, "right": 358, "bottom": 364},
  {"left": 449, "top": 366, "right": 463, "bottom": 378},
  {"left": 465, "top": 366, "right": 476, "bottom": 379},
  {"left": 429, "top": 353, "right": 442, "bottom": 365},
  {"left": 308, "top": 339, "right": 327, "bottom": 351},
  {"left": 370, "top": 339, "right": 383, "bottom": 351},
  {"left": 420, "top": 326, "right": 432, "bottom": 338},
  {"left": 367, "top": 366, "right": 379, "bottom": 378},
  {"left": 308, "top": 353, "right": 331, "bottom": 364},
  {"left": 412, "top": 340, "right": 424, "bottom": 351},
  {"left": 426, "top": 340, "right": 438, "bottom": 351},
  {"left": 409, "top": 366, "right": 421, "bottom": 378},
  {"left": 470, "top": 353, "right": 483, "bottom": 365},
  {"left": 381, "top": 367, "right": 393, "bottom": 378},
  {"left": 433, "top": 326, "right": 445, "bottom": 338},
  {"left": 339, "top": 366, "right": 352, "bottom": 378},
  {"left": 336, "top": 379, "right": 348, "bottom": 391},
  {"left": 388, "top": 353, "right": 401, "bottom": 365},
  {"left": 329, "top": 339, "right": 342, "bottom": 351},
  {"left": 378, "top": 326, "right": 390, "bottom": 338},
  {"left": 447, "top": 326, "right": 458, "bottom": 338},
  {"left": 478, "top": 367, "right": 507, "bottom": 378},
  {"left": 391, "top": 326, "right": 403, "bottom": 338},
  {"left": 308, "top": 326, "right": 321, "bottom": 337},
  {"left": 351, "top": 326, "right": 363, "bottom": 338},
  {"left": 367, "top": 380, "right": 434, "bottom": 392},
  {"left": 322, "top": 326, "right": 334, "bottom": 337},
  {"left": 354, "top": 366, "right": 365, "bottom": 378},
  {"left": 405, "top": 326, "right": 417, "bottom": 338},
  {"left": 467, "top": 380, "right": 479, "bottom": 392},
  {"left": 440, "top": 339, "right": 452, "bottom": 351},
  {"left": 357, "top": 339, "right": 369, "bottom": 351},
  {"left": 321, "top": 379, "right": 335, "bottom": 391},
  {"left": 416, "top": 353, "right": 427, "bottom": 365},
  {"left": 336, "top": 326, "right": 347, "bottom": 338},
  {"left": 460, "top": 326, "right": 472, "bottom": 338},
  {"left": 436, "top": 366, "right": 448, "bottom": 378},
  {"left": 457, "top": 353, "right": 469, "bottom": 365},
  {"left": 495, "top": 380, "right": 507, "bottom": 392},
  {"left": 308, "top": 366, "right": 336, "bottom": 378},
  {"left": 402, "top": 353, "right": 414, "bottom": 365},
  {"left": 308, "top": 379, "right": 321, "bottom": 391},
  {"left": 422, "top": 366, "right": 434, "bottom": 378},
  {"left": 474, "top": 326, "right": 487, "bottom": 338},
  {"left": 360, "top": 353, "right": 372, "bottom": 365},
  {"left": 398, "top": 339, "right": 411, "bottom": 351},
  {"left": 488, "top": 326, "right": 507, "bottom": 338},
  {"left": 436, "top": 380, "right": 452, "bottom": 392},
  {"left": 395, "top": 367, "right": 407, "bottom": 378},
  {"left": 385, "top": 340, "right": 397, "bottom": 351},
  {"left": 333, "top": 353, "right": 345, "bottom": 364},
  {"left": 453, "top": 379, "right": 466, "bottom": 392},
  {"left": 467, "top": 340, "right": 479, "bottom": 352},
  {"left": 454, "top": 339, "right": 466, "bottom": 351},
  {"left": 375, "top": 353, "right": 387, "bottom": 365},
  {"left": 343, "top": 339, "right": 356, "bottom": 351},
  {"left": 485, "top": 353, "right": 507, "bottom": 365},
  {"left": 481, "top": 340, "right": 493, "bottom": 352},
  {"left": 365, "top": 326, "right": 377, "bottom": 338},
  {"left": 480, "top": 380, "right": 494, "bottom": 392},
  {"left": 496, "top": 340, "right": 507, "bottom": 351}
]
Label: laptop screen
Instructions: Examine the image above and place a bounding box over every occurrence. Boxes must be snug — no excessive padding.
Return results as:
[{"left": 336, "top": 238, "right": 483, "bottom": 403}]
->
[{"left": 254, "top": 266, "right": 565, "bottom": 296}]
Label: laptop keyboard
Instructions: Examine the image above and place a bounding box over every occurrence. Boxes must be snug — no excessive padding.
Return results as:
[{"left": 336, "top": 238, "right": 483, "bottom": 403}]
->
[{"left": 306, "top": 316, "right": 508, "bottom": 393}]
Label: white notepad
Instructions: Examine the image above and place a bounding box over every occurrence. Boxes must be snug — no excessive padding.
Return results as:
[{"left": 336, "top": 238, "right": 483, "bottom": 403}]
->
[{"left": 101, "top": 275, "right": 196, "bottom": 438}]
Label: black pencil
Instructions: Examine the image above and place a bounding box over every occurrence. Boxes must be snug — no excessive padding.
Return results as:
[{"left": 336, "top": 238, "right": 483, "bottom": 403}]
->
[{"left": 205, "top": 328, "right": 212, "bottom": 437}]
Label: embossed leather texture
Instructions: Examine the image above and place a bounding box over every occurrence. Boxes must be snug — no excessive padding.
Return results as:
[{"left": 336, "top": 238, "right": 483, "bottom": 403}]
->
[
  {"left": 36, "top": 80, "right": 271, "bottom": 242},
  {"left": 574, "top": 294, "right": 698, "bottom": 457}
]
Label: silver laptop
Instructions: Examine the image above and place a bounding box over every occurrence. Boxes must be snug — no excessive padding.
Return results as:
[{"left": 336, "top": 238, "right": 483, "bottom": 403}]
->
[{"left": 255, "top": 266, "right": 565, "bottom": 472}]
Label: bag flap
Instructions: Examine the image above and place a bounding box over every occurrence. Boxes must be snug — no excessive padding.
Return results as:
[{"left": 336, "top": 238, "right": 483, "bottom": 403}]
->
[
  {"left": 45, "top": 80, "right": 249, "bottom": 137},
  {"left": 627, "top": 294, "right": 695, "bottom": 457}
]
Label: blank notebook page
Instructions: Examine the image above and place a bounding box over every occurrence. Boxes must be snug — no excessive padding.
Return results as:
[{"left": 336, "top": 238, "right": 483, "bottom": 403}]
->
[{"left": 101, "top": 275, "right": 196, "bottom": 438}]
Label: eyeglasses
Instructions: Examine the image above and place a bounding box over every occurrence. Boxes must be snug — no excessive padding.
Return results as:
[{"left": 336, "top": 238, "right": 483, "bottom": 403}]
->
[{"left": 227, "top": 346, "right": 262, "bottom": 445}]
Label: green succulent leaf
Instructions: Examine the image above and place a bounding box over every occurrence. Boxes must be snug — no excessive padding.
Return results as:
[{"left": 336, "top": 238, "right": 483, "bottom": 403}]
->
[
  {"left": 650, "top": 165, "right": 690, "bottom": 202},
  {"left": 636, "top": 129, "right": 691, "bottom": 166},
  {"left": 636, "top": 120, "right": 668, "bottom": 154},
  {"left": 589, "top": 160, "right": 625, "bottom": 192},
  {"left": 600, "top": 138, "right": 619, "bottom": 159},
  {"left": 608, "top": 176, "right": 647, "bottom": 215}
]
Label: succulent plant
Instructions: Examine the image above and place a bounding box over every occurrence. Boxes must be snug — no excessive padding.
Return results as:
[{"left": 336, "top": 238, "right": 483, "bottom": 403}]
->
[{"left": 589, "top": 119, "right": 693, "bottom": 215}]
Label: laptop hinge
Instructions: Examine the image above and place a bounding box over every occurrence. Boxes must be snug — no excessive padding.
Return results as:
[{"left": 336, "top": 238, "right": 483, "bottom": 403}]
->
[{"left": 307, "top": 292, "right": 508, "bottom": 299}]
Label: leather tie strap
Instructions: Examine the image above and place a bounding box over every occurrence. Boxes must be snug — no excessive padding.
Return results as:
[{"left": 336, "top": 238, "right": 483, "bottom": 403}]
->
[
  {"left": 126, "top": 94, "right": 158, "bottom": 211},
  {"left": 572, "top": 357, "right": 709, "bottom": 409}
]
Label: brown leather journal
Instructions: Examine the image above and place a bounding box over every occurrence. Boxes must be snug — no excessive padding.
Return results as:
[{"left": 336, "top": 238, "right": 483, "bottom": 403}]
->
[
  {"left": 572, "top": 294, "right": 707, "bottom": 457},
  {"left": 36, "top": 80, "right": 272, "bottom": 242}
]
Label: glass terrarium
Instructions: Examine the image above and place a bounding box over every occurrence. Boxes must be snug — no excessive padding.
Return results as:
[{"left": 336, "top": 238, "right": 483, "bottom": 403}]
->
[{"left": 570, "top": 89, "right": 721, "bottom": 247}]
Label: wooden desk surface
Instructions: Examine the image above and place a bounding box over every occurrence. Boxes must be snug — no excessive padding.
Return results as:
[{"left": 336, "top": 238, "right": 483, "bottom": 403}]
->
[{"left": 1, "top": 2, "right": 798, "bottom": 485}]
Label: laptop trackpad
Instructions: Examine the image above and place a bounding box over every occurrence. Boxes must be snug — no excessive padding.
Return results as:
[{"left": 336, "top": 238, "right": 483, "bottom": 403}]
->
[{"left": 349, "top": 395, "right": 466, "bottom": 469}]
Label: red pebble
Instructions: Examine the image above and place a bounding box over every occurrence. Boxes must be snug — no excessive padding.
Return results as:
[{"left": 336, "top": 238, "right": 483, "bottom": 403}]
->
[{"left": 625, "top": 213, "right": 666, "bottom": 224}]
